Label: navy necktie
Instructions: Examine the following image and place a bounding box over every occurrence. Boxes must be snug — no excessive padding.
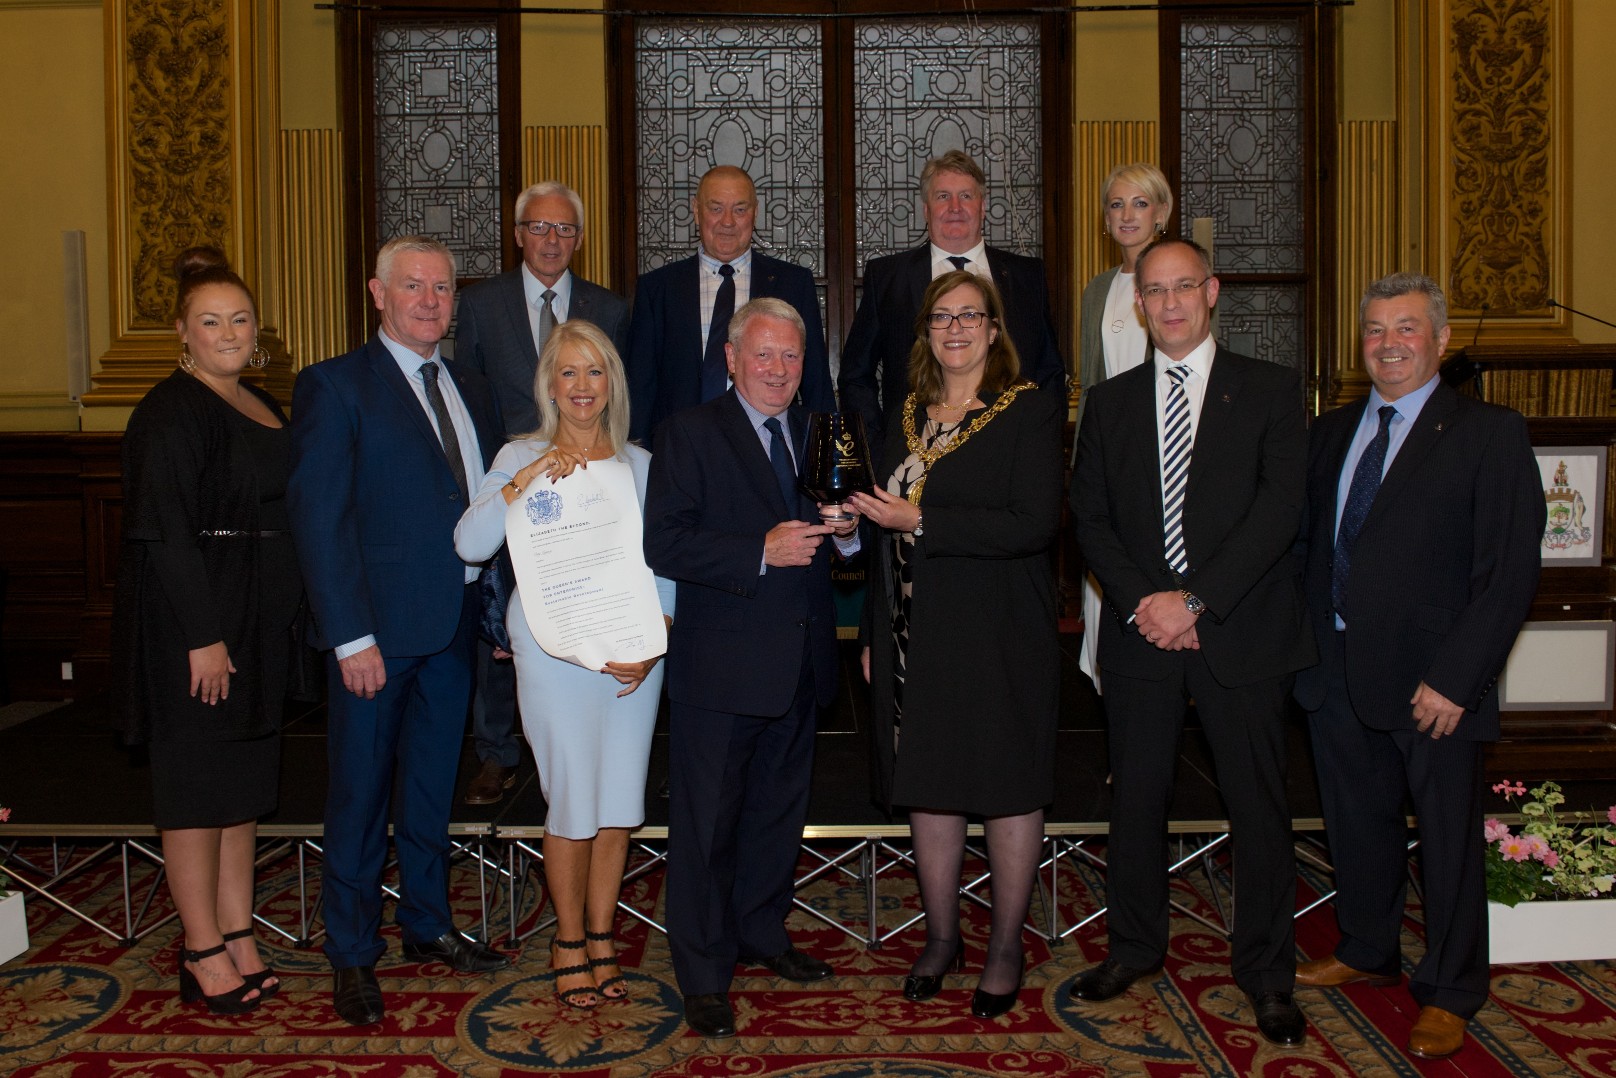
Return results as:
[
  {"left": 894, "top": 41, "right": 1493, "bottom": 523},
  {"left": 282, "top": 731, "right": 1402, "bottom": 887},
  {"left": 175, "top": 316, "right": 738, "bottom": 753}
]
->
[
  {"left": 701, "top": 263, "right": 735, "bottom": 401},
  {"left": 419, "top": 362, "right": 469, "bottom": 503},
  {"left": 1332, "top": 404, "right": 1397, "bottom": 619},
  {"left": 762, "top": 416, "right": 797, "bottom": 511},
  {"left": 947, "top": 255, "right": 970, "bottom": 272}
]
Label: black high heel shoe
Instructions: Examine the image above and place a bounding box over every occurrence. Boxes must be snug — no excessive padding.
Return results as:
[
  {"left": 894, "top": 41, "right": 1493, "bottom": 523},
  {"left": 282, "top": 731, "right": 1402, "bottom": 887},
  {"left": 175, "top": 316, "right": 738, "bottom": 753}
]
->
[
  {"left": 179, "top": 941, "right": 263, "bottom": 1015},
  {"left": 970, "top": 958, "right": 1025, "bottom": 1019},
  {"left": 222, "top": 927, "right": 280, "bottom": 1000},
  {"left": 902, "top": 940, "right": 965, "bottom": 1002}
]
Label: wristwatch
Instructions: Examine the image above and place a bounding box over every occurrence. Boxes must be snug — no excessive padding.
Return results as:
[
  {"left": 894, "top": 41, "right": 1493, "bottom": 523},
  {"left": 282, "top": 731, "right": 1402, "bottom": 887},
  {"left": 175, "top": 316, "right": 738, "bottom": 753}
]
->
[
  {"left": 912, "top": 511, "right": 924, "bottom": 537},
  {"left": 1180, "top": 590, "right": 1205, "bottom": 616}
]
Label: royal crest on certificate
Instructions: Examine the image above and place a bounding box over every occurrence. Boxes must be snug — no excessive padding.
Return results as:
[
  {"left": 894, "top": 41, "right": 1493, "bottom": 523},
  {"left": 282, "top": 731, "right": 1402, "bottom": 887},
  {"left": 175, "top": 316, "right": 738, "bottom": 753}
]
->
[{"left": 506, "top": 460, "right": 668, "bottom": 670}]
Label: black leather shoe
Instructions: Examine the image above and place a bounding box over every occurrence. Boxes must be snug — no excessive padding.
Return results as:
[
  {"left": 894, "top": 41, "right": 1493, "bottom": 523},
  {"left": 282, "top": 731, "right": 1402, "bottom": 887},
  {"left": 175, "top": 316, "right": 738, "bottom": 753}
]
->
[
  {"left": 749, "top": 946, "right": 832, "bottom": 983},
  {"left": 1247, "top": 989, "right": 1306, "bottom": 1046},
  {"left": 903, "top": 942, "right": 965, "bottom": 1002},
  {"left": 971, "top": 985, "right": 1019, "bottom": 1019},
  {"left": 683, "top": 992, "right": 736, "bottom": 1037},
  {"left": 333, "top": 965, "right": 384, "bottom": 1026},
  {"left": 1070, "top": 958, "right": 1163, "bottom": 1003},
  {"left": 401, "top": 931, "right": 510, "bottom": 973}
]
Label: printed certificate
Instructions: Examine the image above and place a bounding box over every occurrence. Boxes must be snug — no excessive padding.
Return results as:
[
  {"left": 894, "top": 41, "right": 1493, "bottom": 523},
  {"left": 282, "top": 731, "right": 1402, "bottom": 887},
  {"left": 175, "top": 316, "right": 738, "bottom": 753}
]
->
[{"left": 506, "top": 460, "right": 667, "bottom": 670}]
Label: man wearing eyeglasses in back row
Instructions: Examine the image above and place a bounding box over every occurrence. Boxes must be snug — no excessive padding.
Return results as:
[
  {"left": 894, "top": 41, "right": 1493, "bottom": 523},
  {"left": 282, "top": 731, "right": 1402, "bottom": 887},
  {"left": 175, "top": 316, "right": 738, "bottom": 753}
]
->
[
  {"left": 1068, "top": 237, "right": 1316, "bottom": 1049},
  {"left": 453, "top": 180, "right": 630, "bottom": 807}
]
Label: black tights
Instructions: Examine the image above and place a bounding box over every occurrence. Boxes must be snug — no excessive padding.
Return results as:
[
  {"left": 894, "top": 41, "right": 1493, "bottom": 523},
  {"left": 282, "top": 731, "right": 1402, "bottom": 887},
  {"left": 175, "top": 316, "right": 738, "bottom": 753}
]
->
[{"left": 909, "top": 807, "right": 1045, "bottom": 994}]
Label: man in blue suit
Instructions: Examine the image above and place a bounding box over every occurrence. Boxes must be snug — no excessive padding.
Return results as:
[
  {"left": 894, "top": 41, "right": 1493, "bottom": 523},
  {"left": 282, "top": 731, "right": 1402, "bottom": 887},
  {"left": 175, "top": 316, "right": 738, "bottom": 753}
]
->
[
  {"left": 839, "top": 150, "right": 1067, "bottom": 443},
  {"left": 453, "top": 180, "right": 630, "bottom": 807},
  {"left": 289, "top": 236, "right": 510, "bottom": 1028},
  {"left": 644, "top": 298, "right": 860, "bottom": 1039},
  {"left": 626, "top": 165, "right": 834, "bottom": 443}
]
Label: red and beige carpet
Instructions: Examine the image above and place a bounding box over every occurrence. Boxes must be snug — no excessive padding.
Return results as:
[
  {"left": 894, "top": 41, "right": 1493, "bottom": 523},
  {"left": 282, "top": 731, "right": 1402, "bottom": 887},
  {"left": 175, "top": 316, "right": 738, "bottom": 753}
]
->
[{"left": 2, "top": 845, "right": 1612, "bottom": 1076}]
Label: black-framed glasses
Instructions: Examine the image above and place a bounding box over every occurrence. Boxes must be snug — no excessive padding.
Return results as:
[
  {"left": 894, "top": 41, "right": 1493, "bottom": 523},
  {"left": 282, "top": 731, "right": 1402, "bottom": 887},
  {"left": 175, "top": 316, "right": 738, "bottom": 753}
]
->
[
  {"left": 926, "top": 309, "right": 990, "bottom": 330},
  {"left": 518, "top": 220, "right": 580, "bottom": 238},
  {"left": 1139, "top": 278, "right": 1210, "bottom": 301}
]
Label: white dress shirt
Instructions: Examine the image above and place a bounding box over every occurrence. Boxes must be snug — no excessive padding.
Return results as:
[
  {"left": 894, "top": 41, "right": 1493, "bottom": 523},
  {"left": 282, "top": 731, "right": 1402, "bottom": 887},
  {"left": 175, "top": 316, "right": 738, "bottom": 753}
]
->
[
  {"left": 929, "top": 239, "right": 992, "bottom": 282},
  {"left": 521, "top": 264, "right": 573, "bottom": 352}
]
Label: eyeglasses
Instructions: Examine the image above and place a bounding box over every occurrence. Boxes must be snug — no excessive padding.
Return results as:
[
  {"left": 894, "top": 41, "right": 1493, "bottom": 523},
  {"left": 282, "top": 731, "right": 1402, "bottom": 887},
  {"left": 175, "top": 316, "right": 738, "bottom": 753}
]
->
[
  {"left": 1139, "top": 278, "right": 1210, "bottom": 301},
  {"left": 518, "top": 220, "right": 580, "bottom": 238},
  {"left": 926, "top": 310, "right": 990, "bottom": 330}
]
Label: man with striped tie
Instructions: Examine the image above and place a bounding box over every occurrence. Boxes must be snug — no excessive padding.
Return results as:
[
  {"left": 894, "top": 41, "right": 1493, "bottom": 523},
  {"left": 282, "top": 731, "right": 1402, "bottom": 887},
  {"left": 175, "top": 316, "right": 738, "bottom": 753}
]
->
[{"left": 1068, "top": 237, "right": 1315, "bottom": 1047}]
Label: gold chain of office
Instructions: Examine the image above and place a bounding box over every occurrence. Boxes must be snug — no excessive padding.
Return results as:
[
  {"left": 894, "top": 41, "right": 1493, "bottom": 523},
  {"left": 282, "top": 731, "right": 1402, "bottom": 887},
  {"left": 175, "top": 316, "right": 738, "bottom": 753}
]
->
[{"left": 901, "top": 382, "right": 1034, "bottom": 505}]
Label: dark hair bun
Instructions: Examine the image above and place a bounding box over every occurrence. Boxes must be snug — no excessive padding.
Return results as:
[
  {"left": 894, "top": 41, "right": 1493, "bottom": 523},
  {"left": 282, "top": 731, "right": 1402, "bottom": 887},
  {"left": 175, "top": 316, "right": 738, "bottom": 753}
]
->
[{"left": 173, "top": 246, "right": 231, "bottom": 283}]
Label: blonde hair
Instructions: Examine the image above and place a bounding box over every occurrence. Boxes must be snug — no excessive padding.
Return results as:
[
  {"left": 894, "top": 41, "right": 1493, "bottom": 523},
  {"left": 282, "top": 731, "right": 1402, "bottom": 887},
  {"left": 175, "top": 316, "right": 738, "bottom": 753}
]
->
[
  {"left": 527, "top": 320, "right": 630, "bottom": 454},
  {"left": 1101, "top": 162, "right": 1174, "bottom": 228}
]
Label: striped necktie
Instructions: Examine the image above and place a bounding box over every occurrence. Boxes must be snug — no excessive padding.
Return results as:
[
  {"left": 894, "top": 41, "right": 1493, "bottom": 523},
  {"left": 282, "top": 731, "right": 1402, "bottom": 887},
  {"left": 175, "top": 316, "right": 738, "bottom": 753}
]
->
[{"left": 1162, "top": 364, "right": 1192, "bottom": 576}]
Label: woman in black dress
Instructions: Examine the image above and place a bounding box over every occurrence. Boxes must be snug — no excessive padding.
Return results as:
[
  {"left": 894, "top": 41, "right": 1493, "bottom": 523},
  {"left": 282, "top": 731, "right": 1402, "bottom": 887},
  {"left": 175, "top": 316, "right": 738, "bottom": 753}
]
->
[
  {"left": 113, "top": 248, "right": 302, "bottom": 1014},
  {"left": 848, "top": 270, "right": 1064, "bottom": 1018}
]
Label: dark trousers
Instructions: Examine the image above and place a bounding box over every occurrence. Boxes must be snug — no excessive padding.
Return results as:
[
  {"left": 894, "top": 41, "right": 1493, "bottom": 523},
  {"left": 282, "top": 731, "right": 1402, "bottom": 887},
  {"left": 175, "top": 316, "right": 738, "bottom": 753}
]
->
[
  {"left": 1101, "top": 651, "right": 1297, "bottom": 994},
  {"left": 471, "top": 637, "right": 521, "bottom": 768},
  {"left": 665, "top": 657, "right": 817, "bottom": 996},
  {"left": 322, "top": 585, "right": 478, "bottom": 969},
  {"left": 1307, "top": 630, "right": 1489, "bottom": 1017}
]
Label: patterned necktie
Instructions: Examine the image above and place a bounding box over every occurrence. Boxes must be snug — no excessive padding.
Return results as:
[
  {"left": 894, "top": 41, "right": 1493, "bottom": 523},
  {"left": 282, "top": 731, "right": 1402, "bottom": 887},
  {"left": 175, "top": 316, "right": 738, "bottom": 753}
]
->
[
  {"left": 536, "top": 288, "right": 556, "bottom": 356},
  {"left": 1161, "top": 364, "right": 1192, "bottom": 576},
  {"left": 419, "top": 362, "right": 469, "bottom": 502},
  {"left": 1332, "top": 405, "right": 1397, "bottom": 619},
  {"left": 947, "top": 256, "right": 970, "bottom": 272},
  {"left": 762, "top": 416, "right": 798, "bottom": 511},
  {"left": 702, "top": 263, "right": 735, "bottom": 401}
]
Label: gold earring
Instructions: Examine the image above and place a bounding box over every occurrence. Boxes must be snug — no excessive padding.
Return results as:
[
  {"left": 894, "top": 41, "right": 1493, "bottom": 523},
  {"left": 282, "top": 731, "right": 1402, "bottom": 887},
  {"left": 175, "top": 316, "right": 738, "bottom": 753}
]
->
[
  {"left": 249, "top": 341, "right": 270, "bottom": 369},
  {"left": 179, "top": 346, "right": 197, "bottom": 374}
]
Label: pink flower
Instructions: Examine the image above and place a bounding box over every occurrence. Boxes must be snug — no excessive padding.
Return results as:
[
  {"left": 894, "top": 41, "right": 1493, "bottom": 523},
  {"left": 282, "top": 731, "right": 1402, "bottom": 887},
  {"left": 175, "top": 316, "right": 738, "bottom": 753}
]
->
[
  {"left": 1541, "top": 850, "right": 1561, "bottom": 869},
  {"left": 1608, "top": 805, "right": 1616, "bottom": 826},
  {"left": 1484, "top": 818, "right": 1510, "bottom": 842},
  {"left": 1498, "top": 835, "right": 1533, "bottom": 862},
  {"left": 0, "top": 807, "right": 9, "bottom": 823},
  {"left": 1522, "top": 834, "right": 1552, "bottom": 861},
  {"left": 1492, "top": 781, "right": 1512, "bottom": 794}
]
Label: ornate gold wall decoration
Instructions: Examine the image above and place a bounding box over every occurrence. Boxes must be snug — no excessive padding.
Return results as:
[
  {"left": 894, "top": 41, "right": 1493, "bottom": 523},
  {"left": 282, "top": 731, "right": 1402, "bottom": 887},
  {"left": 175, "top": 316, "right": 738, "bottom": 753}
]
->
[
  {"left": 87, "top": 0, "right": 276, "bottom": 414},
  {"left": 1425, "top": 0, "right": 1567, "bottom": 331},
  {"left": 124, "top": 0, "right": 235, "bottom": 326}
]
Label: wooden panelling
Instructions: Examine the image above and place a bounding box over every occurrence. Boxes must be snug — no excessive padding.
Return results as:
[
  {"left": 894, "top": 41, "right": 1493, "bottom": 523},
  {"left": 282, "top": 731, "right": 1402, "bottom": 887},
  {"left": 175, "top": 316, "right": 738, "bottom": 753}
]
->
[
  {"left": 1073, "top": 121, "right": 1159, "bottom": 299},
  {"left": 523, "top": 125, "right": 609, "bottom": 288},
  {"left": 1333, "top": 120, "right": 1397, "bottom": 406},
  {"left": 0, "top": 434, "right": 121, "bottom": 700},
  {"left": 278, "top": 129, "right": 351, "bottom": 372}
]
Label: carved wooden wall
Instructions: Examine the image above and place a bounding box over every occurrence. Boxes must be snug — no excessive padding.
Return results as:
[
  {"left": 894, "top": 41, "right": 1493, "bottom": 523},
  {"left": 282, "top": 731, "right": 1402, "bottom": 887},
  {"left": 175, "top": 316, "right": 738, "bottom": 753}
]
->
[
  {"left": 1424, "top": 0, "right": 1567, "bottom": 334},
  {"left": 87, "top": 0, "right": 291, "bottom": 411},
  {"left": 523, "top": 125, "right": 609, "bottom": 289},
  {"left": 1331, "top": 120, "right": 1398, "bottom": 406}
]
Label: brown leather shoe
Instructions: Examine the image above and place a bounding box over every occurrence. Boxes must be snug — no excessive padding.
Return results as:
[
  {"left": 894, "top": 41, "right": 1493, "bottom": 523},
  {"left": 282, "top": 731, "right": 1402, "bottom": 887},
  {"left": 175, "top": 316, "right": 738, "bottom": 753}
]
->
[
  {"left": 1406, "top": 1005, "right": 1466, "bottom": 1060},
  {"left": 1295, "top": 955, "right": 1399, "bottom": 989},
  {"left": 463, "top": 761, "right": 515, "bottom": 805}
]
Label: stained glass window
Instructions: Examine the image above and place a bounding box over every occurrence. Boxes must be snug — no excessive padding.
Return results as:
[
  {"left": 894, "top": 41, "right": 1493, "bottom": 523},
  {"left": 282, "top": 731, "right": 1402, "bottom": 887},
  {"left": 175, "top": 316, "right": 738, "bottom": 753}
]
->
[{"left": 372, "top": 22, "right": 504, "bottom": 278}]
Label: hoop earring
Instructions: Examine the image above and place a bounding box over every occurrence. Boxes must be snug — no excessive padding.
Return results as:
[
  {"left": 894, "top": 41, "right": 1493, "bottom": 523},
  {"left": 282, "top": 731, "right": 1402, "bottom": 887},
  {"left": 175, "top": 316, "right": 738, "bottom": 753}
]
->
[
  {"left": 178, "top": 346, "right": 197, "bottom": 374},
  {"left": 249, "top": 342, "right": 270, "bottom": 369}
]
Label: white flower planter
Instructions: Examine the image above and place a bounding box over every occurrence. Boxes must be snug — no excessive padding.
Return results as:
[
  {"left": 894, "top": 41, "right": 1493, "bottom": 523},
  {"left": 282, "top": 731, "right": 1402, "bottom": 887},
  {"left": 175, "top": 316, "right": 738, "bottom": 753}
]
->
[
  {"left": 1489, "top": 897, "right": 1616, "bottom": 964},
  {"left": 0, "top": 890, "right": 27, "bottom": 966}
]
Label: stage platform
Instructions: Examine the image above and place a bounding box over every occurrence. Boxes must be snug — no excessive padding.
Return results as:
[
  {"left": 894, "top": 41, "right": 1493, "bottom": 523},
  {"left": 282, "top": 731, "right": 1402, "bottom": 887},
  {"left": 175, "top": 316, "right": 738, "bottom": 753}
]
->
[{"left": 0, "top": 636, "right": 1338, "bottom": 953}]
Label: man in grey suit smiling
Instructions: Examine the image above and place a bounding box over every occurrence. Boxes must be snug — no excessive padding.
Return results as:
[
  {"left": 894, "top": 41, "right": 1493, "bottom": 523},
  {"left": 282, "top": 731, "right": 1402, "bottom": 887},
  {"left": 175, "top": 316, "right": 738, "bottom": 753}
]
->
[{"left": 453, "top": 180, "right": 630, "bottom": 805}]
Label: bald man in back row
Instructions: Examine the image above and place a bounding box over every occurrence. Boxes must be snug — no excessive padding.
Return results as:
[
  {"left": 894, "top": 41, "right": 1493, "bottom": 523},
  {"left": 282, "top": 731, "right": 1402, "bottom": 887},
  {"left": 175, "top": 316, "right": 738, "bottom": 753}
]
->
[{"left": 626, "top": 165, "right": 834, "bottom": 444}]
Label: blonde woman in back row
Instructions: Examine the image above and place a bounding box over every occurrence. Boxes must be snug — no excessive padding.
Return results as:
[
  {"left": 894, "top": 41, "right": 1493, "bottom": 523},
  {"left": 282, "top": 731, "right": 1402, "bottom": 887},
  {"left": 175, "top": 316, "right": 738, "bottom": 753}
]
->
[{"left": 1075, "top": 163, "right": 1175, "bottom": 693}]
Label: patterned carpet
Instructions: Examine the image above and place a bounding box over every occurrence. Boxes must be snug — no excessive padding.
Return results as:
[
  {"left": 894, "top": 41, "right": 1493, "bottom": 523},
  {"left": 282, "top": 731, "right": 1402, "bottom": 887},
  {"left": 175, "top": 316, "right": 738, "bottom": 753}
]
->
[{"left": 2, "top": 841, "right": 1612, "bottom": 1077}]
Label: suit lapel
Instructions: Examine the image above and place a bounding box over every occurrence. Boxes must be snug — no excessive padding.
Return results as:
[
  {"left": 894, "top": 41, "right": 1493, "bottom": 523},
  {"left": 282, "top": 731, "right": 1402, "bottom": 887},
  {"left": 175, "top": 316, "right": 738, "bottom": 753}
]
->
[
  {"left": 499, "top": 270, "right": 541, "bottom": 371},
  {"left": 368, "top": 341, "right": 461, "bottom": 484},
  {"left": 676, "top": 256, "right": 703, "bottom": 351},
  {"left": 718, "top": 391, "right": 796, "bottom": 519},
  {"left": 1187, "top": 349, "right": 1245, "bottom": 495},
  {"left": 444, "top": 358, "right": 494, "bottom": 467},
  {"left": 903, "top": 247, "right": 931, "bottom": 319},
  {"left": 1113, "top": 362, "right": 1164, "bottom": 514},
  {"left": 1316, "top": 399, "right": 1367, "bottom": 542},
  {"left": 1364, "top": 382, "right": 1458, "bottom": 532}
]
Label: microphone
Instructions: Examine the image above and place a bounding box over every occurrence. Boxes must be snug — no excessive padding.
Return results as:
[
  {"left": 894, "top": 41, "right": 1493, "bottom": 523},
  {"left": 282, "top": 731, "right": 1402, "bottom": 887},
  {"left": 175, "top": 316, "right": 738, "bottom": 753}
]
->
[
  {"left": 1472, "top": 302, "right": 1490, "bottom": 347},
  {"left": 1548, "top": 298, "right": 1616, "bottom": 331}
]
